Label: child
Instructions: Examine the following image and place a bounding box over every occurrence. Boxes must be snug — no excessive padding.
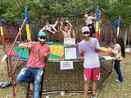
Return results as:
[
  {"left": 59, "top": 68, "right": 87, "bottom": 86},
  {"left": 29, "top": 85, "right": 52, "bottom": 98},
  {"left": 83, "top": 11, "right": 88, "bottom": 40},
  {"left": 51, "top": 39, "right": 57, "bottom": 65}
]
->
[
  {"left": 84, "top": 13, "right": 96, "bottom": 35},
  {"left": 112, "top": 38, "right": 125, "bottom": 83},
  {"left": 78, "top": 26, "right": 110, "bottom": 98},
  {"left": 40, "top": 19, "right": 58, "bottom": 34},
  {"left": 60, "top": 20, "right": 75, "bottom": 38},
  {"left": 84, "top": 13, "right": 96, "bottom": 26},
  {"left": 16, "top": 31, "right": 50, "bottom": 98}
]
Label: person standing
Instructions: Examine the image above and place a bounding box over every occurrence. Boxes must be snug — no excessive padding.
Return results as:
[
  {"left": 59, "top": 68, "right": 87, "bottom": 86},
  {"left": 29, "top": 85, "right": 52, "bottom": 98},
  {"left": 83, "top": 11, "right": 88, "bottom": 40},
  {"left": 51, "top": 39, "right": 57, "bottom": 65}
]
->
[
  {"left": 84, "top": 13, "right": 96, "bottom": 26},
  {"left": 84, "top": 13, "right": 96, "bottom": 36},
  {"left": 78, "top": 26, "right": 110, "bottom": 98},
  {"left": 112, "top": 38, "right": 125, "bottom": 83},
  {"left": 40, "top": 19, "right": 58, "bottom": 34},
  {"left": 16, "top": 31, "right": 50, "bottom": 98},
  {"left": 60, "top": 20, "right": 75, "bottom": 39}
]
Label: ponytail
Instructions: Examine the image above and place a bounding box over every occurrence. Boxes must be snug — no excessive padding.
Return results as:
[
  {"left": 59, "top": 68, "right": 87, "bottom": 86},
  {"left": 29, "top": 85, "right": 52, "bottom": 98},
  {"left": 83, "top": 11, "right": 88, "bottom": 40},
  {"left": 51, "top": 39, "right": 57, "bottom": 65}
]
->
[{"left": 117, "top": 38, "right": 125, "bottom": 58}]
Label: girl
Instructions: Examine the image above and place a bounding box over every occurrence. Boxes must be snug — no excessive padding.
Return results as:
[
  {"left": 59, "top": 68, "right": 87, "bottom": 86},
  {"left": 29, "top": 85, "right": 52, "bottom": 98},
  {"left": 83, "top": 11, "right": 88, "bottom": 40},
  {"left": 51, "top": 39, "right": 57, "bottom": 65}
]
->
[
  {"left": 112, "top": 38, "right": 125, "bottom": 83},
  {"left": 60, "top": 20, "right": 75, "bottom": 38}
]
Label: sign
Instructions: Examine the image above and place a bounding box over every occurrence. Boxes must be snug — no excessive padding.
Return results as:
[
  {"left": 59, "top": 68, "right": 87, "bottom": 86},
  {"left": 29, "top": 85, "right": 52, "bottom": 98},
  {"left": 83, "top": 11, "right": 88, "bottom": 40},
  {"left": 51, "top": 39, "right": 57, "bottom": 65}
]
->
[
  {"left": 64, "top": 38, "right": 75, "bottom": 45},
  {"left": 64, "top": 46, "right": 78, "bottom": 60},
  {"left": 60, "top": 61, "right": 73, "bottom": 70}
]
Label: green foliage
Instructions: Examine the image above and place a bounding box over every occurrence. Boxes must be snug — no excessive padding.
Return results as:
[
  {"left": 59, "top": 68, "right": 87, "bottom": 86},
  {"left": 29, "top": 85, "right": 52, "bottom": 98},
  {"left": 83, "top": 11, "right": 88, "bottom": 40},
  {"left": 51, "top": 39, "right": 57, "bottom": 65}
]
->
[
  {"left": 90, "top": 0, "right": 131, "bottom": 27},
  {"left": 0, "top": 0, "right": 131, "bottom": 26}
]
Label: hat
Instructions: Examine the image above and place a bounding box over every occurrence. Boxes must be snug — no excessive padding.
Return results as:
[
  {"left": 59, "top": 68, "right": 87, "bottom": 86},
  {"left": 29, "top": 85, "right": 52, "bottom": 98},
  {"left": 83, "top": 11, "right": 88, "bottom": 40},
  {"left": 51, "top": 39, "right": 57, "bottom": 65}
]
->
[
  {"left": 37, "top": 31, "right": 47, "bottom": 42},
  {"left": 37, "top": 31, "right": 47, "bottom": 37},
  {"left": 81, "top": 26, "right": 90, "bottom": 33}
]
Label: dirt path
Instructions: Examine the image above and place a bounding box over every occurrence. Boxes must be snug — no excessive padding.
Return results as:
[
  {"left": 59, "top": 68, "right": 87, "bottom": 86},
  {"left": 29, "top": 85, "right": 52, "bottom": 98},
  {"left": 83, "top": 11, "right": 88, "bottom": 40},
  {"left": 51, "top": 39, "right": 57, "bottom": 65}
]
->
[{"left": 97, "top": 54, "right": 131, "bottom": 98}]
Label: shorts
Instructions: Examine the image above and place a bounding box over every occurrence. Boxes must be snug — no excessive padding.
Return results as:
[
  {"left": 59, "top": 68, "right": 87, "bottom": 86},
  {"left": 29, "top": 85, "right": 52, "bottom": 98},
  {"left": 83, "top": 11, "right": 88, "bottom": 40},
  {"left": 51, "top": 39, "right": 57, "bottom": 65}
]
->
[{"left": 84, "top": 67, "right": 100, "bottom": 81}]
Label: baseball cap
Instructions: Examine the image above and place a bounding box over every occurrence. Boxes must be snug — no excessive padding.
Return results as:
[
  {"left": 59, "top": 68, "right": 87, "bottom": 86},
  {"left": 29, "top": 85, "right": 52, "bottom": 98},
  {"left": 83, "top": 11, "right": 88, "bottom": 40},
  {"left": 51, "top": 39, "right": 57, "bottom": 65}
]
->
[{"left": 37, "top": 31, "right": 47, "bottom": 37}]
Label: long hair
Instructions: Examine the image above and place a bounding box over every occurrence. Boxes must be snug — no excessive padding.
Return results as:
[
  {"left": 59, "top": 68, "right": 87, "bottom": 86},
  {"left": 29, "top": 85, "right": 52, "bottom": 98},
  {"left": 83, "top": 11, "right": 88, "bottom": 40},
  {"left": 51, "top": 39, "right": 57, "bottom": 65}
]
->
[
  {"left": 87, "top": 24, "right": 95, "bottom": 37},
  {"left": 117, "top": 37, "right": 125, "bottom": 58}
]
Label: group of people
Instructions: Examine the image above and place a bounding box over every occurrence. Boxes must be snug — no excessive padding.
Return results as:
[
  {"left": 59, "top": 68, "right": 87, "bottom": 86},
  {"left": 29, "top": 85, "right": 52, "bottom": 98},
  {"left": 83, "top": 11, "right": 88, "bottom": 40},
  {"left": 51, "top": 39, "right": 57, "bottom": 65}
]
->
[
  {"left": 15, "top": 13, "right": 125, "bottom": 98},
  {"left": 39, "top": 18, "right": 76, "bottom": 42}
]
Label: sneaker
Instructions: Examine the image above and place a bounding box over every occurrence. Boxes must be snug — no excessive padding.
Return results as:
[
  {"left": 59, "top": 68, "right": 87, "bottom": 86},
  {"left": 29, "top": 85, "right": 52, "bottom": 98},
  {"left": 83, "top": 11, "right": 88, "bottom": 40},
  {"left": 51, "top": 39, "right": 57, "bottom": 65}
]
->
[
  {"left": 115, "top": 79, "right": 123, "bottom": 87},
  {"left": 115, "top": 79, "right": 120, "bottom": 82},
  {"left": 115, "top": 79, "right": 123, "bottom": 83}
]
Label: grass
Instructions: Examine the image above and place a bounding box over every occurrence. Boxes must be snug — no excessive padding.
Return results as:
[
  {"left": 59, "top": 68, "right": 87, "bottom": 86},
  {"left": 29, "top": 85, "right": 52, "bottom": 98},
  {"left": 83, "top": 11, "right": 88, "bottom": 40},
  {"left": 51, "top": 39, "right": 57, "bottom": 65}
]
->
[{"left": 0, "top": 47, "right": 131, "bottom": 98}]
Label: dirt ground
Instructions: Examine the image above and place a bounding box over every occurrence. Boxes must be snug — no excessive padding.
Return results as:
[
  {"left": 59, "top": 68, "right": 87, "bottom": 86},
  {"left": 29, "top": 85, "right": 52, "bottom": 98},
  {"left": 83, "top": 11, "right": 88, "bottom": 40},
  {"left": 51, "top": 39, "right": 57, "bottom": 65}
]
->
[
  {"left": 0, "top": 48, "right": 131, "bottom": 98},
  {"left": 49, "top": 54, "right": 131, "bottom": 98}
]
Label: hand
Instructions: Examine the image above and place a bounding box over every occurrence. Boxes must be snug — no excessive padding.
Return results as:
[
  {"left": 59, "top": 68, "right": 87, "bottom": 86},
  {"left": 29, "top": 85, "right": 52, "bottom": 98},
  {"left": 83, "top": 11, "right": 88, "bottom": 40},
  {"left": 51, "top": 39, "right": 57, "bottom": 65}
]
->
[
  {"left": 98, "top": 47, "right": 113, "bottom": 56},
  {"left": 107, "top": 47, "right": 113, "bottom": 55},
  {"left": 19, "top": 43, "right": 25, "bottom": 47}
]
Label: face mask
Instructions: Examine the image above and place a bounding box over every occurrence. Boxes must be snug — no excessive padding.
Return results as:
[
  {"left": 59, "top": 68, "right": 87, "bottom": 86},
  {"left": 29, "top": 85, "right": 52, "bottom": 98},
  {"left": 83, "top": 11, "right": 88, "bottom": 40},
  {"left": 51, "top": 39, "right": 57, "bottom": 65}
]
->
[
  {"left": 83, "top": 31, "right": 90, "bottom": 37},
  {"left": 83, "top": 31, "right": 90, "bottom": 35},
  {"left": 38, "top": 36, "right": 47, "bottom": 42},
  {"left": 39, "top": 36, "right": 46, "bottom": 39}
]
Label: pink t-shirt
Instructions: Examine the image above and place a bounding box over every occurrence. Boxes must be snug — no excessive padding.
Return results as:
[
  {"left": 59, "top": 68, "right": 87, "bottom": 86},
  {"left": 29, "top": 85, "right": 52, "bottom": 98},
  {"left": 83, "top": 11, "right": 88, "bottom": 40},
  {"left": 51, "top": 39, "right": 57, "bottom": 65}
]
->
[{"left": 27, "top": 43, "right": 50, "bottom": 68}]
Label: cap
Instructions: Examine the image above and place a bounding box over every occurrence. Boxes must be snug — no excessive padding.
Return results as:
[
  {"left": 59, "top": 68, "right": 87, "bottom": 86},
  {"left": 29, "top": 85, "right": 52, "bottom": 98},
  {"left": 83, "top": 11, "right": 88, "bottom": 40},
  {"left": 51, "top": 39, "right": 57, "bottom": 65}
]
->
[{"left": 37, "top": 31, "right": 47, "bottom": 37}]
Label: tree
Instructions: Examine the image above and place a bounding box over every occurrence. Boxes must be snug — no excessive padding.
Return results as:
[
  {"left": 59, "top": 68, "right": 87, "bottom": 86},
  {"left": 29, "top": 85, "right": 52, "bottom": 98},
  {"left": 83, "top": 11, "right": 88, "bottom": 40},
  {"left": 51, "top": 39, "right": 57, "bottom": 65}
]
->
[{"left": 0, "top": 0, "right": 131, "bottom": 27}]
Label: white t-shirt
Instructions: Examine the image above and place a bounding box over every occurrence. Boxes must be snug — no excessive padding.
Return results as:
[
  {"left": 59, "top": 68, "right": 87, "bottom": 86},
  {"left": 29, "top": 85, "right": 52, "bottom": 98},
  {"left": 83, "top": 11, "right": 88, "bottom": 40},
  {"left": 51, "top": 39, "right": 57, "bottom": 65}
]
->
[
  {"left": 78, "top": 38, "right": 100, "bottom": 69},
  {"left": 113, "top": 43, "right": 122, "bottom": 60}
]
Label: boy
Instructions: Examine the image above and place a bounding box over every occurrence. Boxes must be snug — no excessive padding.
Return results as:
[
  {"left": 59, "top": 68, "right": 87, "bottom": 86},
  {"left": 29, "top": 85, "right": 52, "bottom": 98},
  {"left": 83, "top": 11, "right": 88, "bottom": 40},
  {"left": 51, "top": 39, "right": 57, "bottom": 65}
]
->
[
  {"left": 79, "top": 26, "right": 110, "bottom": 98},
  {"left": 16, "top": 31, "right": 50, "bottom": 98}
]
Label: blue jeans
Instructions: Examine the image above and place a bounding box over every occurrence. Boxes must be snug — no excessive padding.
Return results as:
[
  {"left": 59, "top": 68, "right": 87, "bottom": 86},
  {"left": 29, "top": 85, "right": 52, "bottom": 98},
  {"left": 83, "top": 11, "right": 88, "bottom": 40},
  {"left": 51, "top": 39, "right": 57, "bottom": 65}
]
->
[
  {"left": 113, "top": 60, "right": 123, "bottom": 82},
  {"left": 16, "top": 67, "right": 44, "bottom": 98}
]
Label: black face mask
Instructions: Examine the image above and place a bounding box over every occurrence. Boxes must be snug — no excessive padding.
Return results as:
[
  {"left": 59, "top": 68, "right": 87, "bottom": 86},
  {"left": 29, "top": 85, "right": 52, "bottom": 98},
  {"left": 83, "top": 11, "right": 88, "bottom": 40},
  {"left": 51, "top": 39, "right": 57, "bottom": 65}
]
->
[
  {"left": 39, "top": 36, "right": 46, "bottom": 39},
  {"left": 83, "top": 31, "right": 90, "bottom": 35},
  {"left": 38, "top": 36, "right": 47, "bottom": 44}
]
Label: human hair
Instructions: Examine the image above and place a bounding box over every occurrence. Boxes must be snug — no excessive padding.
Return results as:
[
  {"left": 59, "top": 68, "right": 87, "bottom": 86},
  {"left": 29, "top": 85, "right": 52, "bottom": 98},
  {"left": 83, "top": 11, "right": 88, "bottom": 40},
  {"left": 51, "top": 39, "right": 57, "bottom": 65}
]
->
[
  {"left": 116, "top": 37, "right": 125, "bottom": 58},
  {"left": 63, "top": 21, "right": 71, "bottom": 27}
]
